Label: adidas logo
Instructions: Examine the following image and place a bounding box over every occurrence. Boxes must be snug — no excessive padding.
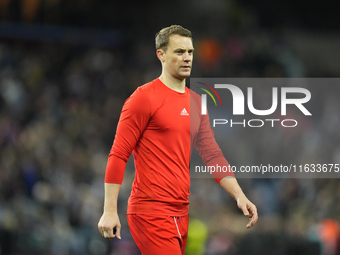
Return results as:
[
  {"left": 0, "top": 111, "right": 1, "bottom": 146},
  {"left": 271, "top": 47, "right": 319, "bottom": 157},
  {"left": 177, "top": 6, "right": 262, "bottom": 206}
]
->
[{"left": 180, "top": 108, "right": 189, "bottom": 116}]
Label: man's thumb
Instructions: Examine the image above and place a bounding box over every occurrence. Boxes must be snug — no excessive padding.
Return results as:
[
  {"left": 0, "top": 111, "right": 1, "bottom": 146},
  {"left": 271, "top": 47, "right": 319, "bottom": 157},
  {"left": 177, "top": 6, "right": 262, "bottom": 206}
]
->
[
  {"left": 242, "top": 206, "right": 249, "bottom": 216},
  {"left": 115, "top": 226, "right": 122, "bottom": 240}
]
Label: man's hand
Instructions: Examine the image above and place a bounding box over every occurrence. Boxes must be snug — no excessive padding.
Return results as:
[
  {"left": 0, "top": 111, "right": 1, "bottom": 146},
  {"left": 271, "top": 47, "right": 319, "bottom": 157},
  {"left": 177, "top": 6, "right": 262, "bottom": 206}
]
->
[
  {"left": 98, "top": 212, "right": 122, "bottom": 239},
  {"left": 236, "top": 195, "right": 258, "bottom": 229},
  {"left": 219, "top": 177, "right": 258, "bottom": 228},
  {"left": 99, "top": 183, "right": 122, "bottom": 239}
]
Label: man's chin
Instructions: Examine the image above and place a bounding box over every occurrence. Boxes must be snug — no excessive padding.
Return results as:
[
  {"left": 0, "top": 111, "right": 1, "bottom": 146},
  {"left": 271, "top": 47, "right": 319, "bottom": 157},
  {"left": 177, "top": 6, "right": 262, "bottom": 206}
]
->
[{"left": 178, "top": 71, "right": 191, "bottom": 79}]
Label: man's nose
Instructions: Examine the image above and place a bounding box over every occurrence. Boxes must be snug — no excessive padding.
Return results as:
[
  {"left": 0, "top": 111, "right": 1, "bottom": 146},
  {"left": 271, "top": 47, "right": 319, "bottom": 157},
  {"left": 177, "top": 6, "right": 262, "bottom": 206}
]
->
[{"left": 183, "top": 52, "right": 192, "bottom": 62}]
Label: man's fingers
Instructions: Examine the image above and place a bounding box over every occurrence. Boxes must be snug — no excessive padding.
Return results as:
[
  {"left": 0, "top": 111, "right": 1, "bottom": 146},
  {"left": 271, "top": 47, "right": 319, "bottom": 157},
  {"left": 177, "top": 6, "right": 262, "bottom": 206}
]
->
[
  {"left": 102, "top": 228, "right": 114, "bottom": 239},
  {"left": 101, "top": 227, "right": 121, "bottom": 239},
  {"left": 238, "top": 199, "right": 258, "bottom": 229},
  {"left": 247, "top": 215, "right": 257, "bottom": 228},
  {"left": 115, "top": 226, "right": 122, "bottom": 240},
  {"left": 241, "top": 205, "right": 249, "bottom": 216},
  {"left": 249, "top": 204, "right": 257, "bottom": 215},
  {"left": 103, "top": 230, "right": 109, "bottom": 238},
  {"left": 246, "top": 205, "right": 258, "bottom": 228},
  {"left": 246, "top": 216, "right": 255, "bottom": 228},
  {"left": 109, "top": 228, "right": 115, "bottom": 239}
]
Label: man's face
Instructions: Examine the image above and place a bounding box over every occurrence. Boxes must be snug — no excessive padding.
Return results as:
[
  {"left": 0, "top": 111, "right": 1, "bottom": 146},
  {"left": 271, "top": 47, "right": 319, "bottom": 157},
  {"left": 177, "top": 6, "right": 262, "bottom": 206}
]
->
[{"left": 161, "top": 34, "right": 194, "bottom": 80}]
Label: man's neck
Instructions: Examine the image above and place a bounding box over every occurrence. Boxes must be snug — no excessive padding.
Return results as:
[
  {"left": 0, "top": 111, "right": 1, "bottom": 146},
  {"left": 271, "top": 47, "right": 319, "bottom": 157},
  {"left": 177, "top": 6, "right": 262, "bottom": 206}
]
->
[{"left": 159, "top": 74, "right": 186, "bottom": 93}]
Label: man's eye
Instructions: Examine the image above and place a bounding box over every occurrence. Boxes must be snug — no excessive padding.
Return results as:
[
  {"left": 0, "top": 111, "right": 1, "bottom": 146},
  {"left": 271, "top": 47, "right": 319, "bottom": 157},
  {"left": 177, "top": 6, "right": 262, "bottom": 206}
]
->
[{"left": 176, "top": 51, "right": 183, "bottom": 54}]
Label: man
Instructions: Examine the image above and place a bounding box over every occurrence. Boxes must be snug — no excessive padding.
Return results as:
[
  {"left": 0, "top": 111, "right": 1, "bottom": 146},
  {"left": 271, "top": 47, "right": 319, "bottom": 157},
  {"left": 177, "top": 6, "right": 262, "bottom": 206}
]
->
[{"left": 98, "top": 25, "right": 258, "bottom": 255}]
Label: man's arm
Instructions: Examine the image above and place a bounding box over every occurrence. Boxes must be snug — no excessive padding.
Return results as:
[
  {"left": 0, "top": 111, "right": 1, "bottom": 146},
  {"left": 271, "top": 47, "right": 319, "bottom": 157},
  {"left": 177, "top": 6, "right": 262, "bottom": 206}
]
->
[
  {"left": 219, "top": 177, "right": 258, "bottom": 228},
  {"left": 192, "top": 96, "right": 258, "bottom": 228},
  {"left": 98, "top": 183, "right": 122, "bottom": 239},
  {"left": 98, "top": 87, "right": 151, "bottom": 239}
]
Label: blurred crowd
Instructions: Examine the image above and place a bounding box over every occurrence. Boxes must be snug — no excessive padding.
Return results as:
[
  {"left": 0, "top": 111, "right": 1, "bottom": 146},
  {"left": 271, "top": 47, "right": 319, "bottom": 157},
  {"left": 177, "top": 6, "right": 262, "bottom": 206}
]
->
[{"left": 0, "top": 0, "right": 340, "bottom": 255}]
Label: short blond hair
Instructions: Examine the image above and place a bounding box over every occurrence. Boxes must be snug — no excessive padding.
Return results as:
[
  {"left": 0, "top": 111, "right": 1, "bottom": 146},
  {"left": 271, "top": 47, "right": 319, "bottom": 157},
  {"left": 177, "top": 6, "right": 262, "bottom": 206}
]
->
[{"left": 155, "top": 25, "right": 192, "bottom": 51}]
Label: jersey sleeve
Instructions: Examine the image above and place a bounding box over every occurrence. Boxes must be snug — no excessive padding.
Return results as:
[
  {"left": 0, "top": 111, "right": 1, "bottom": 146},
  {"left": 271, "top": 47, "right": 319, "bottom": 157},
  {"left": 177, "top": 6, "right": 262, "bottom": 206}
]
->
[
  {"left": 105, "top": 88, "right": 151, "bottom": 184},
  {"left": 194, "top": 111, "right": 235, "bottom": 184}
]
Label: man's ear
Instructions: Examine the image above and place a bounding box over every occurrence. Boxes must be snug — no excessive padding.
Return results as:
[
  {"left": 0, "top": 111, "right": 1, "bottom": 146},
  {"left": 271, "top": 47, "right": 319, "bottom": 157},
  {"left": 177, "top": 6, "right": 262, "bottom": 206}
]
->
[{"left": 156, "top": 49, "right": 165, "bottom": 62}]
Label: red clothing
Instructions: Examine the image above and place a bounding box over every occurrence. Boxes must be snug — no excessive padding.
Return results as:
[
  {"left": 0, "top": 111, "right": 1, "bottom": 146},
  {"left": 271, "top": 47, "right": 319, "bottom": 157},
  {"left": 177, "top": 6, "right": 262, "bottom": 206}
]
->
[
  {"left": 128, "top": 214, "right": 189, "bottom": 255},
  {"left": 105, "top": 78, "right": 233, "bottom": 216}
]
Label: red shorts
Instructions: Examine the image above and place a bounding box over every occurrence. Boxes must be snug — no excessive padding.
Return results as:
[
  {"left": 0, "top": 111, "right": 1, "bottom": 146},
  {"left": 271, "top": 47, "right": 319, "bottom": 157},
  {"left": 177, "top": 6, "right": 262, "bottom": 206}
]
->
[{"left": 127, "top": 214, "right": 189, "bottom": 255}]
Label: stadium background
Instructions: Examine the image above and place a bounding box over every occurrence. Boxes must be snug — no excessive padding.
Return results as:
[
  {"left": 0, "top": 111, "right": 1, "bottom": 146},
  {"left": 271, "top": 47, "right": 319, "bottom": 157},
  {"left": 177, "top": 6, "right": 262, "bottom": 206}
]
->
[{"left": 0, "top": 0, "right": 339, "bottom": 254}]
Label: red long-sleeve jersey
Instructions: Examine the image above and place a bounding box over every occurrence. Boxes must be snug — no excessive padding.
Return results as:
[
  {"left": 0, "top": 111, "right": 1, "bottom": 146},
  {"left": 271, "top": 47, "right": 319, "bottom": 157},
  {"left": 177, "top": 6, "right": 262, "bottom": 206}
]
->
[{"left": 105, "top": 78, "right": 233, "bottom": 216}]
